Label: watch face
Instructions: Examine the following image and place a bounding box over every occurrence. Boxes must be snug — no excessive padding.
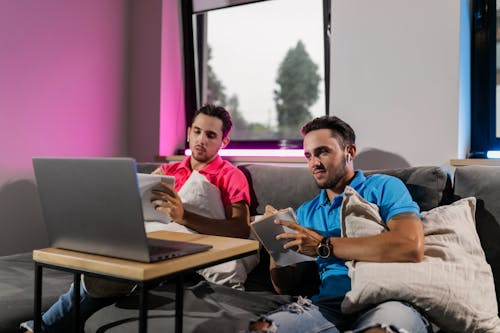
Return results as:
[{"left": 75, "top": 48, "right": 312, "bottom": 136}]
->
[{"left": 317, "top": 244, "right": 330, "bottom": 258}]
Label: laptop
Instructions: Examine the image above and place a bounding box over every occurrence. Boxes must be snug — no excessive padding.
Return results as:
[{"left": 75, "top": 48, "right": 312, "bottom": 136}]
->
[{"left": 32, "top": 157, "right": 212, "bottom": 262}]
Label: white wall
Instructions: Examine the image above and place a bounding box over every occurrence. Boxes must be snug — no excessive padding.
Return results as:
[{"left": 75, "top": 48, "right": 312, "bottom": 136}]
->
[{"left": 331, "top": 0, "right": 470, "bottom": 168}]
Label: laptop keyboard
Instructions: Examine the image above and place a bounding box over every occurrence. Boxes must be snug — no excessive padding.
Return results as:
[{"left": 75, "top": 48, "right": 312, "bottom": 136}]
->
[
  {"left": 149, "top": 245, "right": 176, "bottom": 255},
  {"left": 146, "top": 238, "right": 211, "bottom": 261}
]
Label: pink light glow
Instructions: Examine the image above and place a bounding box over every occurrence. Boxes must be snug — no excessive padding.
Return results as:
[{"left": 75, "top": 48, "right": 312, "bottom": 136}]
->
[
  {"left": 185, "top": 149, "right": 305, "bottom": 157},
  {"left": 159, "top": 0, "right": 185, "bottom": 156},
  {"left": 0, "top": 1, "right": 129, "bottom": 174}
]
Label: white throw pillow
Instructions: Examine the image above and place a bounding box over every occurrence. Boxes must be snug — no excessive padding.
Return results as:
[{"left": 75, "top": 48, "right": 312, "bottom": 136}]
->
[
  {"left": 340, "top": 186, "right": 500, "bottom": 333},
  {"left": 178, "top": 170, "right": 226, "bottom": 220},
  {"left": 146, "top": 170, "right": 259, "bottom": 290}
]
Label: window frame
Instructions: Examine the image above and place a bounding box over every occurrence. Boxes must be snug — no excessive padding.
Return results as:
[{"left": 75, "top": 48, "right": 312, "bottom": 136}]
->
[
  {"left": 180, "top": 0, "right": 331, "bottom": 152},
  {"left": 471, "top": 0, "right": 500, "bottom": 157}
]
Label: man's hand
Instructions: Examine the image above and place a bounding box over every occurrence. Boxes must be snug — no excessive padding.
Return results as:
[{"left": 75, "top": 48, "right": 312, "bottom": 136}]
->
[
  {"left": 263, "top": 204, "right": 278, "bottom": 217},
  {"left": 275, "top": 219, "right": 323, "bottom": 256},
  {"left": 151, "top": 167, "right": 164, "bottom": 175},
  {"left": 151, "top": 182, "right": 185, "bottom": 224}
]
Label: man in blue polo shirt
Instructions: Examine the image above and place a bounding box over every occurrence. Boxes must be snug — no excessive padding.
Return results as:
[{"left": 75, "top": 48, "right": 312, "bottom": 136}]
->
[{"left": 249, "top": 116, "right": 431, "bottom": 333}]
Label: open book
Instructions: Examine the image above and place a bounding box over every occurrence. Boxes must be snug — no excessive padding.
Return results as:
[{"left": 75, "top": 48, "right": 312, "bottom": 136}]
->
[
  {"left": 250, "top": 207, "right": 315, "bottom": 267},
  {"left": 137, "top": 173, "right": 175, "bottom": 224}
]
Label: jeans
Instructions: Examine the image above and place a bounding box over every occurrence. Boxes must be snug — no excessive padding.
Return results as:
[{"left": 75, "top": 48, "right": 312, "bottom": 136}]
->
[
  {"left": 249, "top": 297, "right": 433, "bottom": 333},
  {"left": 20, "top": 283, "right": 116, "bottom": 333}
]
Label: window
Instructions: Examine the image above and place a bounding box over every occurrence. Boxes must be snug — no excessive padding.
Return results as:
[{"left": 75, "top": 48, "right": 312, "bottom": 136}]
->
[
  {"left": 181, "top": 0, "right": 331, "bottom": 150},
  {"left": 471, "top": 0, "right": 500, "bottom": 157}
]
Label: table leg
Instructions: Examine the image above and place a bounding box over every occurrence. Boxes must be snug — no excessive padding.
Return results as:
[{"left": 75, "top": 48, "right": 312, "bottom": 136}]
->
[
  {"left": 175, "top": 275, "right": 184, "bottom": 333},
  {"left": 72, "top": 273, "right": 81, "bottom": 332},
  {"left": 139, "top": 282, "right": 148, "bottom": 333},
  {"left": 34, "top": 263, "right": 42, "bottom": 333}
]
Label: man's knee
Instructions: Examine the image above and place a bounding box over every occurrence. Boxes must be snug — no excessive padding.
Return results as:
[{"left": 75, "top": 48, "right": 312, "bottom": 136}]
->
[
  {"left": 352, "top": 301, "right": 430, "bottom": 333},
  {"left": 361, "top": 328, "right": 389, "bottom": 333},
  {"left": 248, "top": 318, "right": 277, "bottom": 333},
  {"left": 363, "top": 327, "right": 387, "bottom": 333}
]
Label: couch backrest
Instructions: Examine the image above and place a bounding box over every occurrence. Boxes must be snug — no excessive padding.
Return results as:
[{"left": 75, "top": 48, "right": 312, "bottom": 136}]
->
[
  {"left": 238, "top": 164, "right": 453, "bottom": 215},
  {"left": 137, "top": 163, "right": 162, "bottom": 174},
  {"left": 364, "top": 166, "right": 453, "bottom": 211},
  {"left": 238, "top": 164, "right": 320, "bottom": 215},
  {"left": 453, "top": 165, "right": 500, "bottom": 311},
  {"left": 0, "top": 162, "right": 453, "bottom": 257}
]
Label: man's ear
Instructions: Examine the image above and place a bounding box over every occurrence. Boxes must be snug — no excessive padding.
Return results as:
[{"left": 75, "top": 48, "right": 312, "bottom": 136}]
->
[
  {"left": 346, "top": 144, "right": 357, "bottom": 160},
  {"left": 221, "top": 136, "right": 230, "bottom": 148}
]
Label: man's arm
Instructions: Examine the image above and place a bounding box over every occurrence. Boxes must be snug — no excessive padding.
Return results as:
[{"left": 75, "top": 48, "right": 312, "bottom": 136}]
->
[
  {"left": 152, "top": 182, "right": 250, "bottom": 238},
  {"left": 151, "top": 166, "right": 250, "bottom": 238},
  {"left": 180, "top": 202, "right": 250, "bottom": 238},
  {"left": 331, "top": 213, "right": 424, "bottom": 262},
  {"left": 277, "top": 212, "right": 424, "bottom": 263},
  {"left": 257, "top": 205, "right": 319, "bottom": 295}
]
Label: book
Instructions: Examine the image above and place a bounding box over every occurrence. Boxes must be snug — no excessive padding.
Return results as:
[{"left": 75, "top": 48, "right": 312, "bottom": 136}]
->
[
  {"left": 137, "top": 173, "right": 175, "bottom": 224},
  {"left": 250, "top": 207, "right": 315, "bottom": 266}
]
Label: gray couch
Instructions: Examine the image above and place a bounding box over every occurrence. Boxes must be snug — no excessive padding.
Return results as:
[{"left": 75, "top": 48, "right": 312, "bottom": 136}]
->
[{"left": 1, "top": 163, "right": 498, "bottom": 332}]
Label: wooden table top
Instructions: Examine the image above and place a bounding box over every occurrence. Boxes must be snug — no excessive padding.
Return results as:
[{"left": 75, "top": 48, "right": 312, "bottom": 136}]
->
[{"left": 33, "top": 231, "right": 259, "bottom": 281}]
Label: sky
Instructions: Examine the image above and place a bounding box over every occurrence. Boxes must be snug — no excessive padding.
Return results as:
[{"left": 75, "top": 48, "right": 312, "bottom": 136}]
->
[{"left": 207, "top": 0, "right": 325, "bottom": 128}]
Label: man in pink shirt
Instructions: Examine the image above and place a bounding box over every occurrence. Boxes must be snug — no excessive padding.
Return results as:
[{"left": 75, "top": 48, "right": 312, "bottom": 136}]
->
[{"left": 151, "top": 104, "right": 251, "bottom": 239}]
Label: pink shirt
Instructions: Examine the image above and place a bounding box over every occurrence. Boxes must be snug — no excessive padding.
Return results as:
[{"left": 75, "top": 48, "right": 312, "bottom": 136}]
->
[{"left": 160, "top": 155, "right": 250, "bottom": 207}]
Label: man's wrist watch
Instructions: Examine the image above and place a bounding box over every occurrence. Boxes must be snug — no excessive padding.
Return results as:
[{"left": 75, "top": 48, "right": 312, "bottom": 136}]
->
[{"left": 316, "top": 236, "right": 332, "bottom": 258}]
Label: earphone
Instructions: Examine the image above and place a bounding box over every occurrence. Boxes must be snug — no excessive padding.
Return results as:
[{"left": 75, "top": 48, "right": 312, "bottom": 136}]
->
[{"left": 346, "top": 153, "right": 352, "bottom": 163}]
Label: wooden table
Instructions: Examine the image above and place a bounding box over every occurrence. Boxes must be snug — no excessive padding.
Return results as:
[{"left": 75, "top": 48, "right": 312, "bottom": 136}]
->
[{"left": 32, "top": 231, "right": 259, "bottom": 333}]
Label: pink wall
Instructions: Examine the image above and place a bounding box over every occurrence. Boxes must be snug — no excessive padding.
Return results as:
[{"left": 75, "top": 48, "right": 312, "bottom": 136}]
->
[
  {"left": 0, "top": 0, "right": 187, "bottom": 255},
  {"left": 0, "top": 0, "right": 131, "bottom": 255},
  {"left": 0, "top": 0, "right": 129, "bottom": 178}
]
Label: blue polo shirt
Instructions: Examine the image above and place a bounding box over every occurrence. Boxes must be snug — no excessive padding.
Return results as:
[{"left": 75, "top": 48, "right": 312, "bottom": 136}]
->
[{"left": 296, "top": 170, "right": 420, "bottom": 301}]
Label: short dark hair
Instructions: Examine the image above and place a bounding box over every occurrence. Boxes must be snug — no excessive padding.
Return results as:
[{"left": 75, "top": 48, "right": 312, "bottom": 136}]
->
[
  {"left": 300, "top": 116, "right": 356, "bottom": 147},
  {"left": 193, "top": 104, "right": 233, "bottom": 138}
]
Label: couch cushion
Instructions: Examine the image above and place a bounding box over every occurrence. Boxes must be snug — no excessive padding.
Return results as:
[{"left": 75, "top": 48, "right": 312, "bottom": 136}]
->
[
  {"left": 453, "top": 165, "right": 500, "bottom": 313},
  {"left": 364, "top": 166, "right": 453, "bottom": 211}
]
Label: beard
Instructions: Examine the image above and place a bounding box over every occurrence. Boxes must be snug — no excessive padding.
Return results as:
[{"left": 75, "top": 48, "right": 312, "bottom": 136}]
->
[
  {"left": 191, "top": 151, "right": 209, "bottom": 163},
  {"left": 190, "top": 144, "right": 210, "bottom": 163},
  {"left": 191, "top": 145, "right": 219, "bottom": 164},
  {"left": 314, "top": 157, "right": 349, "bottom": 190}
]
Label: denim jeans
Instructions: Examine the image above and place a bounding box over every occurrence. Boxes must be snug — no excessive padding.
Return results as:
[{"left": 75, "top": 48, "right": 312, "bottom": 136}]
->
[
  {"left": 20, "top": 283, "right": 116, "bottom": 333},
  {"left": 249, "top": 297, "right": 433, "bottom": 333}
]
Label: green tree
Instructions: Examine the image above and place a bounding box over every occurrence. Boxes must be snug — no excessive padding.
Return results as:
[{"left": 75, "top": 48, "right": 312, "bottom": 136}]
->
[
  {"left": 274, "top": 40, "right": 321, "bottom": 137},
  {"left": 206, "top": 46, "right": 227, "bottom": 106},
  {"left": 226, "top": 94, "right": 249, "bottom": 140}
]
